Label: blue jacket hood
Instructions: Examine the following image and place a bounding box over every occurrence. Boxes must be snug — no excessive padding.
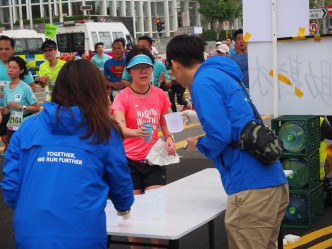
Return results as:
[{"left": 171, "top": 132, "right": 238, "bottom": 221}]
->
[
  {"left": 41, "top": 102, "right": 88, "bottom": 136},
  {"left": 196, "top": 56, "right": 243, "bottom": 83}
]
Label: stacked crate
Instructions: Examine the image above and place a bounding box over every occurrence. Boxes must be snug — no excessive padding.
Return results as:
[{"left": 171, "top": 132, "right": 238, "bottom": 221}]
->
[{"left": 271, "top": 115, "right": 324, "bottom": 228}]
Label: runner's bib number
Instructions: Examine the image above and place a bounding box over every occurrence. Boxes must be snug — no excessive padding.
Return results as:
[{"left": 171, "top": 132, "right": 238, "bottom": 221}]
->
[
  {"left": 45, "top": 80, "right": 56, "bottom": 102},
  {"left": 0, "top": 81, "right": 9, "bottom": 98},
  {"left": 7, "top": 111, "right": 23, "bottom": 131}
]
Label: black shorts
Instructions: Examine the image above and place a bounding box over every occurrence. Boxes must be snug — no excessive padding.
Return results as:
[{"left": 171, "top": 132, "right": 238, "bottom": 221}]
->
[
  {"left": 6, "top": 129, "right": 15, "bottom": 144},
  {"left": 0, "top": 113, "right": 10, "bottom": 136},
  {"left": 127, "top": 158, "right": 166, "bottom": 191}
]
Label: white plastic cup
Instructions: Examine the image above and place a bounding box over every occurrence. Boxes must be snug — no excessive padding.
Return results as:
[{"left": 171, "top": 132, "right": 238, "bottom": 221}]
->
[
  {"left": 164, "top": 112, "right": 184, "bottom": 133},
  {"left": 131, "top": 194, "right": 151, "bottom": 221},
  {"left": 105, "top": 200, "right": 119, "bottom": 227}
]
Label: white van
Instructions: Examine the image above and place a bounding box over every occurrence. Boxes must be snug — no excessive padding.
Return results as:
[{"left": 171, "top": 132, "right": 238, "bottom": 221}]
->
[
  {"left": 0, "top": 29, "right": 45, "bottom": 78},
  {"left": 56, "top": 20, "right": 134, "bottom": 60}
]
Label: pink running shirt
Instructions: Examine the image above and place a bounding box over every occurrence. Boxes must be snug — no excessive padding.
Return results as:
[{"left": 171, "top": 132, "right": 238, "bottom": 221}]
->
[{"left": 112, "top": 86, "right": 171, "bottom": 161}]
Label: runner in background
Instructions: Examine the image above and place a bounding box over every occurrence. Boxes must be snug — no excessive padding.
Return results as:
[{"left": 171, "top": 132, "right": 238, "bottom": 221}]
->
[
  {"left": 1, "top": 56, "right": 39, "bottom": 145},
  {"left": 0, "top": 35, "right": 36, "bottom": 150},
  {"left": 226, "top": 37, "right": 234, "bottom": 54},
  {"left": 39, "top": 40, "right": 66, "bottom": 102},
  {"left": 121, "top": 36, "right": 172, "bottom": 89},
  {"left": 214, "top": 44, "right": 230, "bottom": 57},
  {"left": 151, "top": 40, "right": 158, "bottom": 59},
  {"left": 104, "top": 38, "right": 129, "bottom": 102},
  {"left": 90, "top": 42, "right": 111, "bottom": 72},
  {"left": 168, "top": 79, "right": 192, "bottom": 112},
  {"left": 73, "top": 49, "right": 87, "bottom": 60}
]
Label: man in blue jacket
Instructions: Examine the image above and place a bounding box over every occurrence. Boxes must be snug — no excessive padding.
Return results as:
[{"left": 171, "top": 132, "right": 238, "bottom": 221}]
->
[{"left": 166, "top": 35, "right": 289, "bottom": 249}]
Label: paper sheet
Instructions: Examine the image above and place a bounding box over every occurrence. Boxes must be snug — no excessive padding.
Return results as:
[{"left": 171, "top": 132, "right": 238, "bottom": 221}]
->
[{"left": 145, "top": 139, "right": 180, "bottom": 166}]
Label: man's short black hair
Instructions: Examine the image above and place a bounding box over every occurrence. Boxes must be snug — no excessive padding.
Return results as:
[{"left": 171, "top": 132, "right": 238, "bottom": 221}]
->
[
  {"left": 77, "top": 49, "right": 85, "bottom": 56},
  {"left": 0, "top": 35, "right": 15, "bottom": 48},
  {"left": 138, "top": 36, "right": 153, "bottom": 48},
  {"left": 112, "top": 38, "right": 125, "bottom": 48},
  {"left": 42, "top": 39, "right": 57, "bottom": 51},
  {"left": 166, "top": 35, "right": 206, "bottom": 68},
  {"left": 94, "top": 42, "right": 104, "bottom": 50},
  {"left": 233, "top": 29, "right": 243, "bottom": 40}
]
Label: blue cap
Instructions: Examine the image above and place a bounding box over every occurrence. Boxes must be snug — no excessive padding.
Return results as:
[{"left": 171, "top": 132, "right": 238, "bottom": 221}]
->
[{"left": 127, "top": 55, "right": 154, "bottom": 68}]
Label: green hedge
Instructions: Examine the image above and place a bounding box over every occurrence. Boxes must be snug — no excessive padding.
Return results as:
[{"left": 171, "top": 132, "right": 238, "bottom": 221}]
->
[
  {"left": 0, "top": 22, "right": 2, "bottom": 27},
  {"left": 202, "top": 29, "right": 238, "bottom": 41},
  {"left": 202, "top": 30, "right": 217, "bottom": 41},
  {"left": 219, "top": 29, "right": 237, "bottom": 40},
  {"left": 14, "top": 15, "right": 89, "bottom": 25}
]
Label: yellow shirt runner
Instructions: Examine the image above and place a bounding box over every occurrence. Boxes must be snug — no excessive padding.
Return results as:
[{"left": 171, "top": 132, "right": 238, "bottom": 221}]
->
[{"left": 39, "top": 59, "right": 66, "bottom": 102}]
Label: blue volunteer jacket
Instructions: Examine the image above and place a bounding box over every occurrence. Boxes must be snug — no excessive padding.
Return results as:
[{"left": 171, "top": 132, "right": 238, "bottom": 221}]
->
[
  {"left": 193, "top": 56, "right": 287, "bottom": 195},
  {"left": 0, "top": 102, "right": 134, "bottom": 249}
]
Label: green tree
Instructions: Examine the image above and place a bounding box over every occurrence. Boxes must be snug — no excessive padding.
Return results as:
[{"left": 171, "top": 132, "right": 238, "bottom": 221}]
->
[
  {"left": 310, "top": 0, "right": 332, "bottom": 8},
  {"left": 197, "top": 0, "right": 241, "bottom": 39}
]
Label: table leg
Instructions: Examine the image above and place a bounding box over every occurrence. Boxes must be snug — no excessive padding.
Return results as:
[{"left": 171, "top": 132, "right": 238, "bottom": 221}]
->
[
  {"left": 278, "top": 223, "right": 283, "bottom": 249},
  {"left": 168, "top": 239, "right": 179, "bottom": 249},
  {"left": 208, "top": 219, "right": 215, "bottom": 249},
  {"left": 107, "top": 235, "right": 112, "bottom": 249}
]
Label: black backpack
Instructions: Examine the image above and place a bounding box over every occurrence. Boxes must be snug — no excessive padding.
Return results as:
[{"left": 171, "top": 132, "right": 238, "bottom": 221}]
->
[{"left": 230, "top": 82, "right": 284, "bottom": 165}]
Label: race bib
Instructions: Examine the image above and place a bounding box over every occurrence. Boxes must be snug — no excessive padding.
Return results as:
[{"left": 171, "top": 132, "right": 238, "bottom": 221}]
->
[
  {"left": 0, "top": 81, "right": 9, "bottom": 98},
  {"left": 45, "top": 80, "right": 56, "bottom": 102},
  {"left": 7, "top": 111, "right": 23, "bottom": 131},
  {"left": 15, "top": 94, "right": 22, "bottom": 102}
]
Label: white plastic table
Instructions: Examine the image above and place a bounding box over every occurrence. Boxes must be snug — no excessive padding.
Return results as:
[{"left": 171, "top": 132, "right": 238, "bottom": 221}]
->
[
  {"left": 107, "top": 168, "right": 293, "bottom": 249},
  {"left": 107, "top": 168, "right": 227, "bottom": 249}
]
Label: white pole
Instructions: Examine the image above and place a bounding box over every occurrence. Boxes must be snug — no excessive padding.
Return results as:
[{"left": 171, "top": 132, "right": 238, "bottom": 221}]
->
[
  {"left": 322, "top": 0, "right": 327, "bottom": 34},
  {"left": 59, "top": 0, "right": 63, "bottom": 22},
  {"left": 18, "top": 0, "right": 24, "bottom": 29},
  {"left": 272, "top": 0, "right": 278, "bottom": 117},
  {"left": 27, "top": 0, "right": 33, "bottom": 30},
  {"left": 164, "top": 0, "right": 170, "bottom": 37},
  {"left": 8, "top": 0, "right": 14, "bottom": 30},
  {"left": 130, "top": 0, "right": 136, "bottom": 39},
  {"left": 48, "top": 0, "right": 53, "bottom": 24}
]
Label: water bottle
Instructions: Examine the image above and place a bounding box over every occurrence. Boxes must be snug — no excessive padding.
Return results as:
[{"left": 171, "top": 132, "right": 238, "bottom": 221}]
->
[
  {"left": 282, "top": 158, "right": 309, "bottom": 188},
  {"left": 278, "top": 122, "right": 306, "bottom": 152},
  {"left": 285, "top": 195, "right": 308, "bottom": 222}
]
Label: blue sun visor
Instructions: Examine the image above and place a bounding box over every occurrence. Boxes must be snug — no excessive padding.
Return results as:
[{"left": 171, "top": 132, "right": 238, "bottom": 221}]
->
[{"left": 127, "top": 55, "right": 154, "bottom": 68}]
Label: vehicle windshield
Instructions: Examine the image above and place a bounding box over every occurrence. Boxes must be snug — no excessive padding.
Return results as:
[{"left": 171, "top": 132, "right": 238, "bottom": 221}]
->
[
  {"left": 56, "top": 33, "right": 85, "bottom": 52},
  {"left": 14, "top": 38, "right": 43, "bottom": 55}
]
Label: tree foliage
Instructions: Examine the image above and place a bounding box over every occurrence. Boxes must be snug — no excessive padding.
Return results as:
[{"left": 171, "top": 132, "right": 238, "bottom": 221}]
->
[
  {"left": 310, "top": 0, "right": 332, "bottom": 8},
  {"left": 196, "top": 0, "right": 241, "bottom": 39}
]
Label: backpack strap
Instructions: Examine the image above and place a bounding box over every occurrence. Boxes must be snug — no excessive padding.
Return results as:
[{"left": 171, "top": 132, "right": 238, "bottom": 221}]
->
[
  {"left": 237, "top": 81, "right": 263, "bottom": 124},
  {"left": 229, "top": 82, "right": 263, "bottom": 149}
]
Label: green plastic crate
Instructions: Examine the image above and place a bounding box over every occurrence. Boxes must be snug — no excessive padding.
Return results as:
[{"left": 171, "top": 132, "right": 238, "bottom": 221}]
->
[
  {"left": 280, "top": 149, "right": 320, "bottom": 191},
  {"left": 282, "top": 183, "right": 324, "bottom": 228},
  {"left": 271, "top": 115, "right": 320, "bottom": 156}
]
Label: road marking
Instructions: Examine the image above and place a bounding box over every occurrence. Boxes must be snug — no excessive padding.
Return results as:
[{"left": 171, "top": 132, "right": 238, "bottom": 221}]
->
[
  {"left": 284, "top": 225, "right": 332, "bottom": 249},
  {"left": 307, "top": 238, "right": 332, "bottom": 249}
]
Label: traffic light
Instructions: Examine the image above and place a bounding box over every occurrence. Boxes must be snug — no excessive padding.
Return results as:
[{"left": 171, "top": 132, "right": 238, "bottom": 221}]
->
[{"left": 156, "top": 18, "right": 165, "bottom": 33}]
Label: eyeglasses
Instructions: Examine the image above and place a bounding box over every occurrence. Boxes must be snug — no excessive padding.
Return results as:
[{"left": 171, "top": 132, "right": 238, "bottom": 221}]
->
[
  {"left": 165, "top": 59, "right": 172, "bottom": 70},
  {"left": 130, "top": 64, "right": 153, "bottom": 71},
  {"left": 43, "top": 49, "right": 54, "bottom": 53}
]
